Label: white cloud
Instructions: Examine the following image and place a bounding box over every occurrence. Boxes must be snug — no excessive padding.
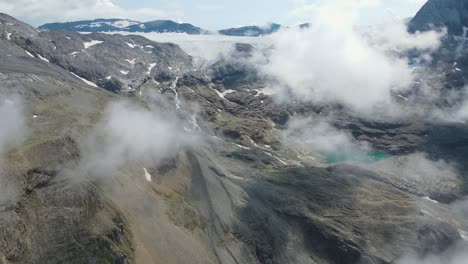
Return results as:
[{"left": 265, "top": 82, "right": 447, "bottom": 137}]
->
[
  {"left": 197, "top": 4, "right": 223, "bottom": 11},
  {"left": 397, "top": 242, "right": 468, "bottom": 264},
  {"left": 0, "top": 96, "right": 26, "bottom": 156},
  {"left": 260, "top": 0, "right": 442, "bottom": 113},
  {"left": 81, "top": 100, "right": 198, "bottom": 176},
  {"left": 0, "top": 96, "right": 26, "bottom": 203},
  {"left": 285, "top": 117, "right": 366, "bottom": 154},
  {"left": 0, "top": 0, "right": 181, "bottom": 25}
]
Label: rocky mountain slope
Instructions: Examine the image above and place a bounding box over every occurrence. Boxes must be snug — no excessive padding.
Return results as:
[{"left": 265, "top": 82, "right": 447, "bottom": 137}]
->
[
  {"left": 409, "top": 0, "right": 468, "bottom": 35},
  {"left": 1, "top": 9, "right": 468, "bottom": 264}
]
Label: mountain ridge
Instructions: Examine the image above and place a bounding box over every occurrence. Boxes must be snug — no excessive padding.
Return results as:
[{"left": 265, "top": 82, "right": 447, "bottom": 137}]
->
[
  {"left": 409, "top": 0, "right": 468, "bottom": 35},
  {"left": 39, "top": 18, "right": 205, "bottom": 35},
  {"left": 38, "top": 18, "right": 308, "bottom": 36}
]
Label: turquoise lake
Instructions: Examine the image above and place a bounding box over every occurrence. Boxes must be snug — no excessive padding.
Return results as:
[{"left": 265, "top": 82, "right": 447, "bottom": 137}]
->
[{"left": 321, "top": 149, "right": 392, "bottom": 164}]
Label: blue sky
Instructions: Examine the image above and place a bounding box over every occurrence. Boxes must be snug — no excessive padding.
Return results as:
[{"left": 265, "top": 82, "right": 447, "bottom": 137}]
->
[{"left": 0, "top": 0, "right": 428, "bottom": 29}]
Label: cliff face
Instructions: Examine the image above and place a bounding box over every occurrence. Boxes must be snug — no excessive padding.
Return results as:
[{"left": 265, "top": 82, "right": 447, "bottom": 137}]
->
[{"left": 409, "top": 0, "right": 468, "bottom": 35}]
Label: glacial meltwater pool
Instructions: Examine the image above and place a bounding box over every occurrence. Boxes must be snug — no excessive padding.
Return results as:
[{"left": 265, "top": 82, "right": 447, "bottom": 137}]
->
[{"left": 321, "top": 149, "right": 392, "bottom": 164}]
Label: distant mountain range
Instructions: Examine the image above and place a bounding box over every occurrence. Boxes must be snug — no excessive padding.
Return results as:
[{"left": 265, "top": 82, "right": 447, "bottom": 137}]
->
[
  {"left": 39, "top": 18, "right": 206, "bottom": 35},
  {"left": 39, "top": 19, "right": 309, "bottom": 37},
  {"left": 34, "top": 0, "right": 468, "bottom": 38},
  {"left": 218, "top": 23, "right": 282, "bottom": 37}
]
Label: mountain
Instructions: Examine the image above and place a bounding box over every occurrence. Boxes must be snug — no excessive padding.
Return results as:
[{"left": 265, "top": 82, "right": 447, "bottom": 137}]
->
[
  {"left": 408, "top": 0, "right": 468, "bottom": 35},
  {"left": 39, "top": 19, "right": 286, "bottom": 36},
  {"left": 39, "top": 18, "right": 205, "bottom": 34},
  {"left": 3, "top": 12, "right": 468, "bottom": 264},
  {"left": 130, "top": 20, "right": 204, "bottom": 34},
  {"left": 407, "top": 0, "right": 468, "bottom": 89},
  {"left": 218, "top": 23, "right": 282, "bottom": 37}
]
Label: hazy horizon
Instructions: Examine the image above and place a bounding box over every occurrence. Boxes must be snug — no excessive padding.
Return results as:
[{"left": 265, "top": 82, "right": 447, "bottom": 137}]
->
[{"left": 0, "top": 0, "right": 428, "bottom": 30}]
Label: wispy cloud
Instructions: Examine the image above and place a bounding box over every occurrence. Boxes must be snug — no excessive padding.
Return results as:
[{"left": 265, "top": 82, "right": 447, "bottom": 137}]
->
[
  {"left": 80, "top": 100, "right": 199, "bottom": 177},
  {"left": 197, "top": 4, "right": 223, "bottom": 11},
  {"left": 259, "top": 0, "right": 442, "bottom": 113},
  {"left": 0, "top": 96, "right": 26, "bottom": 203}
]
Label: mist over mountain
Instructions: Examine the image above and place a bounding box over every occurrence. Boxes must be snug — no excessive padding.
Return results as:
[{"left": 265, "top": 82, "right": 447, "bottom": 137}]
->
[
  {"left": 39, "top": 18, "right": 206, "bottom": 34},
  {"left": 2, "top": 1, "right": 468, "bottom": 263}
]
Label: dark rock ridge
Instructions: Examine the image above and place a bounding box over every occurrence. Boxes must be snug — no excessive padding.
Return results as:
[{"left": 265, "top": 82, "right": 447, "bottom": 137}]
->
[{"left": 409, "top": 0, "right": 468, "bottom": 35}]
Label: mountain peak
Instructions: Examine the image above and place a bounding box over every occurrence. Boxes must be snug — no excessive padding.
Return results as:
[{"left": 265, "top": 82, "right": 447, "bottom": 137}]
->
[
  {"left": 409, "top": 0, "right": 468, "bottom": 35},
  {"left": 219, "top": 23, "right": 281, "bottom": 37}
]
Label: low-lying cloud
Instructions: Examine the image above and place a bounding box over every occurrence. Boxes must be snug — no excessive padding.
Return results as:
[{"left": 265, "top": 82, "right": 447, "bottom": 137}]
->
[
  {"left": 81, "top": 100, "right": 198, "bottom": 176},
  {"left": 285, "top": 117, "right": 366, "bottom": 153},
  {"left": 0, "top": 96, "right": 26, "bottom": 156},
  {"left": 260, "top": 0, "right": 443, "bottom": 113},
  {"left": 373, "top": 152, "right": 462, "bottom": 197},
  {"left": 0, "top": 95, "right": 26, "bottom": 203},
  {"left": 284, "top": 116, "right": 375, "bottom": 163},
  {"left": 397, "top": 242, "right": 468, "bottom": 264}
]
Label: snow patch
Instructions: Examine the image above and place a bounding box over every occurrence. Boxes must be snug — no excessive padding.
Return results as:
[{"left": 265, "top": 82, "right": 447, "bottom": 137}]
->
[
  {"left": 125, "top": 42, "right": 136, "bottom": 48},
  {"left": 24, "top": 50, "right": 34, "bottom": 58},
  {"left": 234, "top": 143, "right": 251, "bottom": 150},
  {"left": 37, "top": 54, "right": 49, "bottom": 63},
  {"left": 120, "top": 70, "right": 129, "bottom": 75},
  {"left": 70, "top": 72, "right": 98, "bottom": 87},
  {"left": 6, "top": 32, "right": 11, "bottom": 40},
  {"left": 111, "top": 20, "right": 139, "bottom": 29},
  {"left": 228, "top": 174, "right": 244, "bottom": 181},
  {"left": 423, "top": 196, "right": 439, "bottom": 204},
  {"left": 215, "top": 89, "right": 236, "bottom": 99},
  {"left": 125, "top": 58, "right": 136, "bottom": 65},
  {"left": 147, "top": 63, "right": 157, "bottom": 74},
  {"left": 143, "top": 168, "right": 152, "bottom": 182},
  {"left": 83, "top": 40, "right": 103, "bottom": 49},
  {"left": 105, "top": 76, "right": 112, "bottom": 80},
  {"left": 459, "top": 229, "right": 468, "bottom": 241},
  {"left": 253, "top": 87, "right": 276, "bottom": 96},
  {"left": 169, "top": 77, "right": 181, "bottom": 110},
  {"left": 263, "top": 151, "right": 288, "bottom": 165},
  {"left": 397, "top": 94, "right": 408, "bottom": 102},
  {"left": 70, "top": 51, "right": 80, "bottom": 56}
]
